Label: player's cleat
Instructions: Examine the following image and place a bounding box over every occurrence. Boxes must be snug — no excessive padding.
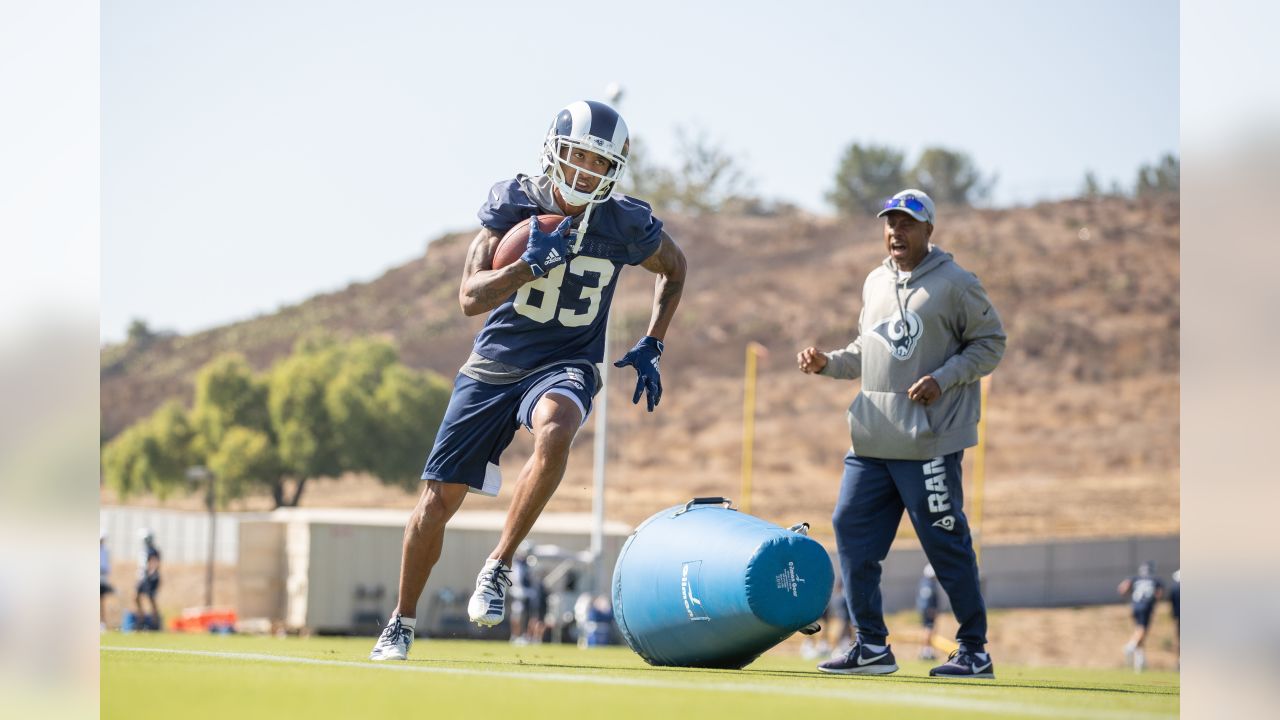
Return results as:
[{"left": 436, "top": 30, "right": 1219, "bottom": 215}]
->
[
  {"left": 369, "top": 615, "right": 414, "bottom": 661},
  {"left": 929, "top": 649, "right": 996, "bottom": 679},
  {"left": 817, "top": 642, "right": 899, "bottom": 675},
  {"left": 467, "top": 558, "right": 513, "bottom": 627}
]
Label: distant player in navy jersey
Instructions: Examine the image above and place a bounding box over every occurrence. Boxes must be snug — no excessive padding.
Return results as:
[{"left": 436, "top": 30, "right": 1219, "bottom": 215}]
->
[
  {"left": 134, "top": 528, "right": 162, "bottom": 630},
  {"left": 371, "top": 100, "right": 687, "bottom": 661},
  {"left": 1118, "top": 561, "right": 1164, "bottom": 672}
]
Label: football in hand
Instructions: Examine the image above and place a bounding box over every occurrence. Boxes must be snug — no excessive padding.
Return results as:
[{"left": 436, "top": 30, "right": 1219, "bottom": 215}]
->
[{"left": 492, "top": 214, "right": 570, "bottom": 270}]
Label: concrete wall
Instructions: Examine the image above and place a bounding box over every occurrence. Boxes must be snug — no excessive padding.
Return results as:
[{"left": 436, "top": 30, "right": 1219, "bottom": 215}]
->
[
  {"left": 874, "top": 535, "right": 1180, "bottom": 613},
  {"left": 234, "top": 508, "right": 632, "bottom": 634},
  {"left": 100, "top": 506, "right": 252, "bottom": 565}
]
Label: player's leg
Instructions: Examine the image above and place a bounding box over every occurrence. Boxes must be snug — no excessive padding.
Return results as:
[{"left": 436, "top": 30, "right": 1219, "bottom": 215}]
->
[
  {"left": 1131, "top": 605, "right": 1153, "bottom": 671},
  {"left": 469, "top": 391, "right": 583, "bottom": 626},
  {"left": 818, "top": 452, "right": 903, "bottom": 675},
  {"left": 371, "top": 480, "right": 469, "bottom": 658},
  {"left": 895, "top": 453, "right": 994, "bottom": 679},
  {"left": 495, "top": 392, "right": 581, "bottom": 563},
  {"left": 395, "top": 480, "right": 470, "bottom": 617},
  {"left": 373, "top": 375, "right": 521, "bottom": 660}
]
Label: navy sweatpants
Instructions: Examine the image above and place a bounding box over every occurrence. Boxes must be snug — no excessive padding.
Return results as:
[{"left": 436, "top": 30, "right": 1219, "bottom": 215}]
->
[{"left": 832, "top": 450, "right": 987, "bottom": 650}]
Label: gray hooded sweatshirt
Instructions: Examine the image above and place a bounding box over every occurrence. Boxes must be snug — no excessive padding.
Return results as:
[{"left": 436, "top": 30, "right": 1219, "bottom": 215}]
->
[{"left": 820, "top": 246, "right": 1006, "bottom": 460}]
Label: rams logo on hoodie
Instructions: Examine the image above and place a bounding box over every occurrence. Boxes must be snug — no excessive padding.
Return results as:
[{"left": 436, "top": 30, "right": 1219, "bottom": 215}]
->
[{"left": 870, "top": 310, "right": 923, "bottom": 360}]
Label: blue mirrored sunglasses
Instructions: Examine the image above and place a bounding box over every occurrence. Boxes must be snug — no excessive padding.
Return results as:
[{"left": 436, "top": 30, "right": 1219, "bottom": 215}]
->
[{"left": 882, "top": 196, "right": 928, "bottom": 216}]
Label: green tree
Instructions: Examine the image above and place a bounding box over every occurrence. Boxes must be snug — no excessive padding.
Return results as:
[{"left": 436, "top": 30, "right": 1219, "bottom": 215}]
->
[
  {"left": 206, "top": 426, "right": 280, "bottom": 506},
  {"left": 1136, "top": 153, "right": 1179, "bottom": 196},
  {"left": 907, "top": 146, "right": 995, "bottom": 206},
  {"left": 126, "top": 318, "right": 155, "bottom": 345},
  {"left": 365, "top": 364, "right": 452, "bottom": 487},
  {"left": 102, "top": 336, "right": 451, "bottom": 508},
  {"left": 191, "top": 353, "right": 272, "bottom": 453},
  {"left": 326, "top": 338, "right": 400, "bottom": 473},
  {"left": 828, "top": 143, "right": 906, "bottom": 216},
  {"left": 102, "top": 400, "right": 195, "bottom": 499},
  {"left": 267, "top": 342, "right": 345, "bottom": 505}
]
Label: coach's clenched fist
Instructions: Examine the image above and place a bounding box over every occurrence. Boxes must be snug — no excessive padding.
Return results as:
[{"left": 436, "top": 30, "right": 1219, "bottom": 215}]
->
[{"left": 796, "top": 346, "right": 828, "bottom": 374}]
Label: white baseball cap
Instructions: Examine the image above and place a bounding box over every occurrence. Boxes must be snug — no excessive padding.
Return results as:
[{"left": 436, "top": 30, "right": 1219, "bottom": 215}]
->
[{"left": 877, "top": 189, "right": 936, "bottom": 224}]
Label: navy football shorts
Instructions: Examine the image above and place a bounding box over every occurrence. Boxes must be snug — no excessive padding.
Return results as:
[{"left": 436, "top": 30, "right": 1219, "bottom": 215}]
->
[
  {"left": 1132, "top": 602, "right": 1155, "bottom": 628},
  {"left": 421, "top": 362, "right": 595, "bottom": 496},
  {"left": 136, "top": 576, "right": 160, "bottom": 597}
]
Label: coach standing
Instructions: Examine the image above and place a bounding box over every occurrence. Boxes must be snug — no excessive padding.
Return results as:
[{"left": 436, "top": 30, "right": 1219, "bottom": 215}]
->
[{"left": 797, "top": 189, "right": 1005, "bottom": 679}]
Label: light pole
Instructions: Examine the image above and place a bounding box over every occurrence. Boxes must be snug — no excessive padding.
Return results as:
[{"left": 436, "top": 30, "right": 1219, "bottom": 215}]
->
[
  {"left": 186, "top": 465, "right": 216, "bottom": 607},
  {"left": 590, "top": 81, "right": 625, "bottom": 597}
]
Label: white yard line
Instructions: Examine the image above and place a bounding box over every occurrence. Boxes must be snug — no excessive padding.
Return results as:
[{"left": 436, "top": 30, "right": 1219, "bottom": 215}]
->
[{"left": 103, "top": 646, "right": 1174, "bottom": 720}]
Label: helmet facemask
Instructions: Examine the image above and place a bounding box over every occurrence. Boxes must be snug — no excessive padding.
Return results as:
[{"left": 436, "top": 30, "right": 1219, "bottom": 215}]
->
[{"left": 542, "top": 134, "right": 629, "bottom": 207}]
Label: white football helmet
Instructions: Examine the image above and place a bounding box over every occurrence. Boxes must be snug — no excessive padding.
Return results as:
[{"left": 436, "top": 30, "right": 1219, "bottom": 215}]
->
[{"left": 541, "top": 100, "right": 630, "bottom": 207}]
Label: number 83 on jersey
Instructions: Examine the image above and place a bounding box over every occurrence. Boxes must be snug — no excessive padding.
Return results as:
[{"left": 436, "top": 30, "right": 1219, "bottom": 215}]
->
[{"left": 513, "top": 255, "right": 616, "bottom": 327}]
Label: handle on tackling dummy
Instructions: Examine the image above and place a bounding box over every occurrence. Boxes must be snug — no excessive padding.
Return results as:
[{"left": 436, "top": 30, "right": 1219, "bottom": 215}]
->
[{"left": 672, "top": 497, "right": 735, "bottom": 517}]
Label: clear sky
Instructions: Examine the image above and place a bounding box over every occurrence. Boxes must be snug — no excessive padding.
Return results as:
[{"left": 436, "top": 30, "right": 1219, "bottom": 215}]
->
[{"left": 99, "top": 0, "right": 1179, "bottom": 343}]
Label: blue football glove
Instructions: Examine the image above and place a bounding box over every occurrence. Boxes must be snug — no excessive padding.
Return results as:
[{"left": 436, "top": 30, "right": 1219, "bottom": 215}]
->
[
  {"left": 520, "top": 216, "right": 572, "bottom": 278},
  {"left": 613, "top": 336, "right": 664, "bottom": 412}
]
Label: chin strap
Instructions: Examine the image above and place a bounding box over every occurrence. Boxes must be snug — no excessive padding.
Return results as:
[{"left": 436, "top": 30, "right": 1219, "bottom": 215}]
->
[{"left": 570, "top": 201, "right": 595, "bottom": 255}]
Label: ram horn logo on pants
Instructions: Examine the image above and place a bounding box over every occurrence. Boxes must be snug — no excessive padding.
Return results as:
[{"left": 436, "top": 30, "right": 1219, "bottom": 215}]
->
[{"left": 932, "top": 515, "right": 956, "bottom": 531}]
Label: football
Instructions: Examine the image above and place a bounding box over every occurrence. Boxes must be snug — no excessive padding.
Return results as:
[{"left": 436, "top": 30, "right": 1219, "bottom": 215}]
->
[{"left": 492, "top": 214, "right": 569, "bottom": 270}]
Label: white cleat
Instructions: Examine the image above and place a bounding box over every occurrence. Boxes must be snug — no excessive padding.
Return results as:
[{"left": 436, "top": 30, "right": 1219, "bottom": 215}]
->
[
  {"left": 467, "top": 558, "right": 513, "bottom": 627},
  {"left": 369, "top": 615, "right": 414, "bottom": 661}
]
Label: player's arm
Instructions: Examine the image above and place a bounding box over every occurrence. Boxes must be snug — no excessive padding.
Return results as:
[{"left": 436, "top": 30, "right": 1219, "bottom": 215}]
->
[
  {"left": 458, "top": 227, "right": 536, "bottom": 316},
  {"left": 637, "top": 230, "right": 686, "bottom": 341},
  {"left": 613, "top": 231, "right": 686, "bottom": 412}
]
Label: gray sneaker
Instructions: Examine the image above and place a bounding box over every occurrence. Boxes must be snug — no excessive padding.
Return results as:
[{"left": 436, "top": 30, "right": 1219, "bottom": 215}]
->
[
  {"left": 929, "top": 649, "right": 995, "bottom": 679},
  {"left": 817, "top": 642, "right": 899, "bottom": 675}
]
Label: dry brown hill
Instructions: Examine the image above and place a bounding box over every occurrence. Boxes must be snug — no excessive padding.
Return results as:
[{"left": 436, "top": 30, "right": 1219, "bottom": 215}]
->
[{"left": 101, "top": 196, "right": 1179, "bottom": 543}]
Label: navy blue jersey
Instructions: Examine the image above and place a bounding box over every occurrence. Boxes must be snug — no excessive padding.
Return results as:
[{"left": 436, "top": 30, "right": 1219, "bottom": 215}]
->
[
  {"left": 1127, "top": 576, "right": 1163, "bottom": 608},
  {"left": 137, "top": 545, "right": 160, "bottom": 581},
  {"left": 472, "top": 175, "right": 662, "bottom": 369}
]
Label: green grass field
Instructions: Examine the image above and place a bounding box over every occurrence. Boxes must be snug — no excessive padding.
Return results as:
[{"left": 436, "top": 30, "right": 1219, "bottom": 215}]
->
[{"left": 101, "top": 633, "right": 1178, "bottom": 719}]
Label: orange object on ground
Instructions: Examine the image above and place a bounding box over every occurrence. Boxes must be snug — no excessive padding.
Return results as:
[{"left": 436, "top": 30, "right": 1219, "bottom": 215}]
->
[{"left": 169, "top": 607, "right": 238, "bottom": 633}]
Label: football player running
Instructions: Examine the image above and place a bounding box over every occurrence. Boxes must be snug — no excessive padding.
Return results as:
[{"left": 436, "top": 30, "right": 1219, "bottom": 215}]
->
[
  {"left": 371, "top": 101, "right": 686, "bottom": 661},
  {"left": 1118, "top": 561, "right": 1165, "bottom": 671}
]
